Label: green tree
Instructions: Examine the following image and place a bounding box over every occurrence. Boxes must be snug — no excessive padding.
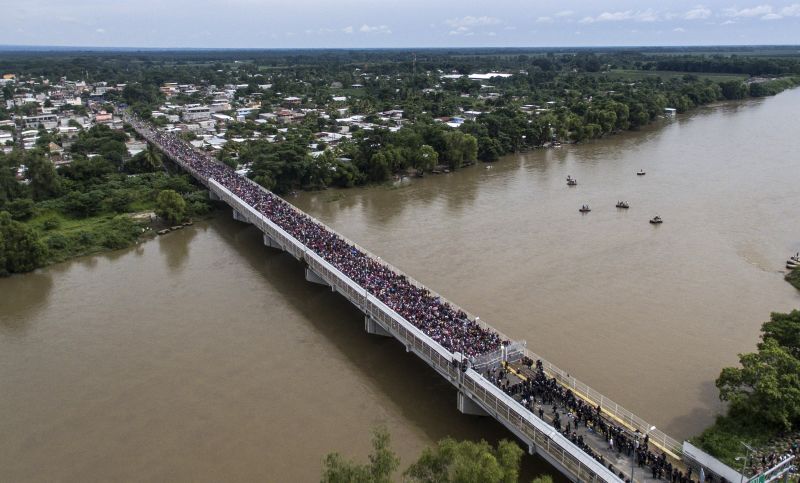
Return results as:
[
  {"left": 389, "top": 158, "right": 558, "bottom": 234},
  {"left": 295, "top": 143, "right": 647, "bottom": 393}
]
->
[
  {"left": 26, "top": 154, "right": 62, "bottom": 200},
  {"left": 415, "top": 144, "right": 439, "bottom": 173},
  {"left": 0, "top": 152, "right": 28, "bottom": 208},
  {"left": 0, "top": 211, "right": 47, "bottom": 275},
  {"left": 6, "top": 198, "right": 35, "bottom": 220},
  {"left": 719, "top": 81, "right": 748, "bottom": 100},
  {"left": 321, "top": 426, "right": 399, "bottom": 483},
  {"left": 760, "top": 310, "right": 800, "bottom": 357},
  {"left": 404, "top": 438, "right": 524, "bottom": 483},
  {"left": 63, "top": 190, "right": 105, "bottom": 218},
  {"left": 442, "top": 131, "right": 478, "bottom": 169},
  {"left": 717, "top": 337, "right": 800, "bottom": 430},
  {"left": 155, "top": 189, "right": 187, "bottom": 225},
  {"left": 367, "top": 152, "right": 391, "bottom": 182},
  {"left": 124, "top": 144, "right": 163, "bottom": 174}
]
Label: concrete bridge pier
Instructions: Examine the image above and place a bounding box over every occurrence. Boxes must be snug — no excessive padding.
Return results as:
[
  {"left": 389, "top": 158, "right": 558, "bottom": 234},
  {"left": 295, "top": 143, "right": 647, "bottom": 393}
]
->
[
  {"left": 232, "top": 209, "right": 250, "bottom": 224},
  {"left": 457, "top": 391, "right": 489, "bottom": 416},
  {"left": 305, "top": 267, "right": 330, "bottom": 286},
  {"left": 208, "top": 190, "right": 221, "bottom": 201},
  {"left": 263, "top": 233, "right": 283, "bottom": 250},
  {"left": 364, "top": 316, "right": 391, "bottom": 337}
]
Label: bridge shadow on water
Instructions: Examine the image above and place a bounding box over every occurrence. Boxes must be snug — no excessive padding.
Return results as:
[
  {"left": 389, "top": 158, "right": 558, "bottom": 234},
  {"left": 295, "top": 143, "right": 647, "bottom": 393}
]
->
[{"left": 210, "top": 214, "right": 565, "bottom": 481}]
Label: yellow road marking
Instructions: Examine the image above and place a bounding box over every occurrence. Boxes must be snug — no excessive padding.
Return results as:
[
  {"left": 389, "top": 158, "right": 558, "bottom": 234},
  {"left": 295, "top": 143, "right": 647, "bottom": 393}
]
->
[{"left": 503, "top": 362, "right": 683, "bottom": 462}]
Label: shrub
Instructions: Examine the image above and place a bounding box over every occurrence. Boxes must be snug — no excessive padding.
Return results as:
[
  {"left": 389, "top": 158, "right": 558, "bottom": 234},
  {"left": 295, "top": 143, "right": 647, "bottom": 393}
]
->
[
  {"left": 7, "top": 198, "right": 35, "bottom": 220},
  {"left": 42, "top": 217, "right": 61, "bottom": 230},
  {"left": 46, "top": 233, "right": 70, "bottom": 250}
]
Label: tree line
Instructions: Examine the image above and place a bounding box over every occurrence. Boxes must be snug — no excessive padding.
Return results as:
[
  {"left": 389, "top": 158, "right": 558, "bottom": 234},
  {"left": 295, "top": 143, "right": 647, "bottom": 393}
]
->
[
  {"left": 320, "top": 426, "right": 554, "bottom": 483},
  {"left": 0, "top": 125, "right": 211, "bottom": 276},
  {"left": 694, "top": 310, "right": 800, "bottom": 468}
]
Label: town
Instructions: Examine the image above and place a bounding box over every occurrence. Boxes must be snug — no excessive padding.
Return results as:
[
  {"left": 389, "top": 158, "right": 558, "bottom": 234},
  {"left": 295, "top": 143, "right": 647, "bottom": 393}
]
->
[
  {"left": 1, "top": 45, "right": 799, "bottom": 483},
  {"left": 3, "top": 49, "right": 797, "bottom": 194}
]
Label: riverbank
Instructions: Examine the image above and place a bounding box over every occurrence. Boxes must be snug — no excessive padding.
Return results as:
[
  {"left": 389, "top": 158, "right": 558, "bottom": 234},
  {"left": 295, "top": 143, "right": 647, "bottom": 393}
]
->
[
  {"left": 787, "top": 269, "right": 800, "bottom": 290},
  {"left": 691, "top": 311, "right": 800, "bottom": 477},
  {"left": 294, "top": 86, "right": 800, "bottom": 442},
  {"left": 2, "top": 172, "right": 214, "bottom": 275}
]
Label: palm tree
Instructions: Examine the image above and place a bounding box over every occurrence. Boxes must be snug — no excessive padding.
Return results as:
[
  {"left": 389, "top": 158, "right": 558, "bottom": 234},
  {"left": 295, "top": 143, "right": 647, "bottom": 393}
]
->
[{"left": 143, "top": 142, "right": 163, "bottom": 171}]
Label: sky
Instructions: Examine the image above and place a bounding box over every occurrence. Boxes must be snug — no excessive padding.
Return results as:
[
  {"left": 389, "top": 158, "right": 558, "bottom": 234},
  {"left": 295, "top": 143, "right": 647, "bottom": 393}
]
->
[{"left": 3, "top": 0, "right": 800, "bottom": 48}]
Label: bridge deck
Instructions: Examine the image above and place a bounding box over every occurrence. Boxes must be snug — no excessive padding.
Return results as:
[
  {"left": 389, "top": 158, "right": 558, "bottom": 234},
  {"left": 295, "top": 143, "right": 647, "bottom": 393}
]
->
[{"left": 126, "top": 115, "right": 697, "bottom": 483}]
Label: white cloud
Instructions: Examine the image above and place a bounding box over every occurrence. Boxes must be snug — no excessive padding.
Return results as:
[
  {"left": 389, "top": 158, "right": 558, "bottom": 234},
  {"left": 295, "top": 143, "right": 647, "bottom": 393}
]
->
[
  {"left": 487, "top": 31, "right": 497, "bottom": 36},
  {"left": 448, "top": 26, "right": 470, "bottom": 35},
  {"left": 723, "top": 5, "right": 773, "bottom": 17},
  {"left": 444, "top": 16, "right": 501, "bottom": 28},
  {"left": 579, "top": 9, "right": 659, "bottom": 24},
  {"left": 673, "top": 26, "right": 686, "bottom": 32},
  {"left": 761, "top": 12, "right": 782, "bottom": 19},
  {"left": 780, "top": 4, "right": 800, "bottom": 16},
  {"left": 96, "top": 28, "right": 105, "bottom": 33},
  {"left": 536, "top": 16, "right": 553, "bottom": 23},
  {"left": 359, "top": 24, "right": 391, "bottom": 34},
  {"left": 684, "top": 6, "right": 712, "bottom": 20},
  {"left": 555, "top": 10, "right": 574, "bottom": 17},
  {"left": 342, "top": 26, "right": 353, "bottom": 34},
  {"left": 721, "top": 19, "right": 737, "bottom": 24}
]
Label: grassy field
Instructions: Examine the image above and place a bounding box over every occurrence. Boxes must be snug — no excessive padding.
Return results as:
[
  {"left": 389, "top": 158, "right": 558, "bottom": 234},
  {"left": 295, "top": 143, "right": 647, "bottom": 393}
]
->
[
  {"left": 25, "top": 209, "right": 154, "bottom": 265},
  {"left": 600, "top": 69, "right": 749, "bottom": 82}
]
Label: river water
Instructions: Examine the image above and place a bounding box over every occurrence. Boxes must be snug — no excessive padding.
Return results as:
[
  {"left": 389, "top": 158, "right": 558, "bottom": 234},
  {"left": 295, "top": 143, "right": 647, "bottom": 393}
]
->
[{"left": 2, "top": 90, "right": 799, "bottom": 481}]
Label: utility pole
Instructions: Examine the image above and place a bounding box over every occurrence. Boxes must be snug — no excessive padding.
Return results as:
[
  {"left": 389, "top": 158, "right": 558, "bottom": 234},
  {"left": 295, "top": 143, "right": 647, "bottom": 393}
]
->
[{"left": 739, "top": 442, "right": 754, "bottom": 483}]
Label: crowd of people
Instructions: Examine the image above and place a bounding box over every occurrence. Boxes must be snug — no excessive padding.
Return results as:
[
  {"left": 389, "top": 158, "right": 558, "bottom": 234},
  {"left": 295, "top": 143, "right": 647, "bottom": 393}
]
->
[
  {"left": 127, "top": 115, "right": 793, "bottom": 483},
  {"left": 126, "top": 114, "right": 503, "bottom": 358},
  {"left": 746, "top": 443, "right": 798, "bottom": 478},
  {"left": 485, "top": 358, "right": 704, "bottom": 483}
]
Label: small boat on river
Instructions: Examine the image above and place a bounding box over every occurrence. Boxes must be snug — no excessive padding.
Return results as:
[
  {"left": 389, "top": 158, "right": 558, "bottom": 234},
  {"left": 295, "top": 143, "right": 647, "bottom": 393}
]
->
[
  {"left": 579, "top": 205, "right": 591, "bottom": 213},
  {"left": 637, "top": 170, "right": 646, "bottom": 176},
  {"left": 616, "top": 201, "right": 630, "bottom": 209},
  {"left": 649, "top": 216, "right": 663, "bottom": 224},
  {"left": 567, "top": 178, "right": 577, "bottom": 186}
]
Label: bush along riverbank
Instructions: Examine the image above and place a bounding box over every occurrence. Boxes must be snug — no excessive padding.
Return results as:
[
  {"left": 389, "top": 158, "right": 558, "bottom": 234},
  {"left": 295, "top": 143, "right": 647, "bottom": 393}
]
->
[
  {"left": 0, "top": 130, "right": 214, "bottom": 276},
  {"left": 786, "top": 268, "right": 800, "bottom": 291},
  {"left": 692, "top": 310, "right": 800, "bottom": 476}
]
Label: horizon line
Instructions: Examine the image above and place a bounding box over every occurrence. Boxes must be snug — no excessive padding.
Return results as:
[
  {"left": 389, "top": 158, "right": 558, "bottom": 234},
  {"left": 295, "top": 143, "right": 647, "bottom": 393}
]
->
[{"left": 1, "top": 43, "right": 800, "bottom": 52}]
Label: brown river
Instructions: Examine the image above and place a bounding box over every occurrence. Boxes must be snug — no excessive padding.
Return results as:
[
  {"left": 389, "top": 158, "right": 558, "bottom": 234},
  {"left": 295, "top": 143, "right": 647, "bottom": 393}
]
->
[{"left": 2, "top": 90, "right": 800, "bottom": 481}]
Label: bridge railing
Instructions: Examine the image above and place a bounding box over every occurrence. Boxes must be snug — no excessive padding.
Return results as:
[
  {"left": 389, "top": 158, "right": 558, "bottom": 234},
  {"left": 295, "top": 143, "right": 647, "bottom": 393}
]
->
[
  {"left": 523, "top": 348, "right": 683, "bottom": 458},
  {"left": 207, "top": 177, "right": 624, "bottom": 482},
  {"left": 133, "top": 118, "right": 675, "bottom": 478},
  {"left": 235, "top": 175, "right": 520, "bottom": 346},
  {"left": 463, "top": 368, "right": 620, "bottom": 483}
]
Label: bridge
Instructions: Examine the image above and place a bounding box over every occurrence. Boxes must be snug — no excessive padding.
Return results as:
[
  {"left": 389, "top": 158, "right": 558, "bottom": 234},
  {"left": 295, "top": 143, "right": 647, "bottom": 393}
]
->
[{"left": 127, "top": 115, "right": 706, "bottom": 483}]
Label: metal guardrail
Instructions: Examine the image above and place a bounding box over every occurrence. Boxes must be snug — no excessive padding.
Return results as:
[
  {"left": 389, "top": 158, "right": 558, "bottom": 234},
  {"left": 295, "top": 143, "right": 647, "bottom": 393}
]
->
[
  {"left": 525, "top": 348, "right": 682, "bottom": 458},
  {"left": 463, "top": 369, "right": 620, "bottom": 483},
  {"left": 129, "top": 118, "right": 682, "bottom": 481},
  {"left": 204, "top": 179, "right": 621, "bottom": 482}
]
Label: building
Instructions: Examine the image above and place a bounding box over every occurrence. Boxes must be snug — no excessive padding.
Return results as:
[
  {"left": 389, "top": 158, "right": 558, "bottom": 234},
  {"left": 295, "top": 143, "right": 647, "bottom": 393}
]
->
[
  {"left": 283, "top": 96, "right": 302, "bottom": 106},
  {"left": 182, "top": 106, "right": 211, "bottom": 122},
  {"left": 0, "top": 131, "right": 13, "bottom": 146},
  {"left": 209, "top": 101, "right": 231, "bottom": 113},
  {"left": 22, "top": 114, "right": 59, "bottom": 130},
  {"left": 94, "top": 111, "right": 113, "bottom": 124}
]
